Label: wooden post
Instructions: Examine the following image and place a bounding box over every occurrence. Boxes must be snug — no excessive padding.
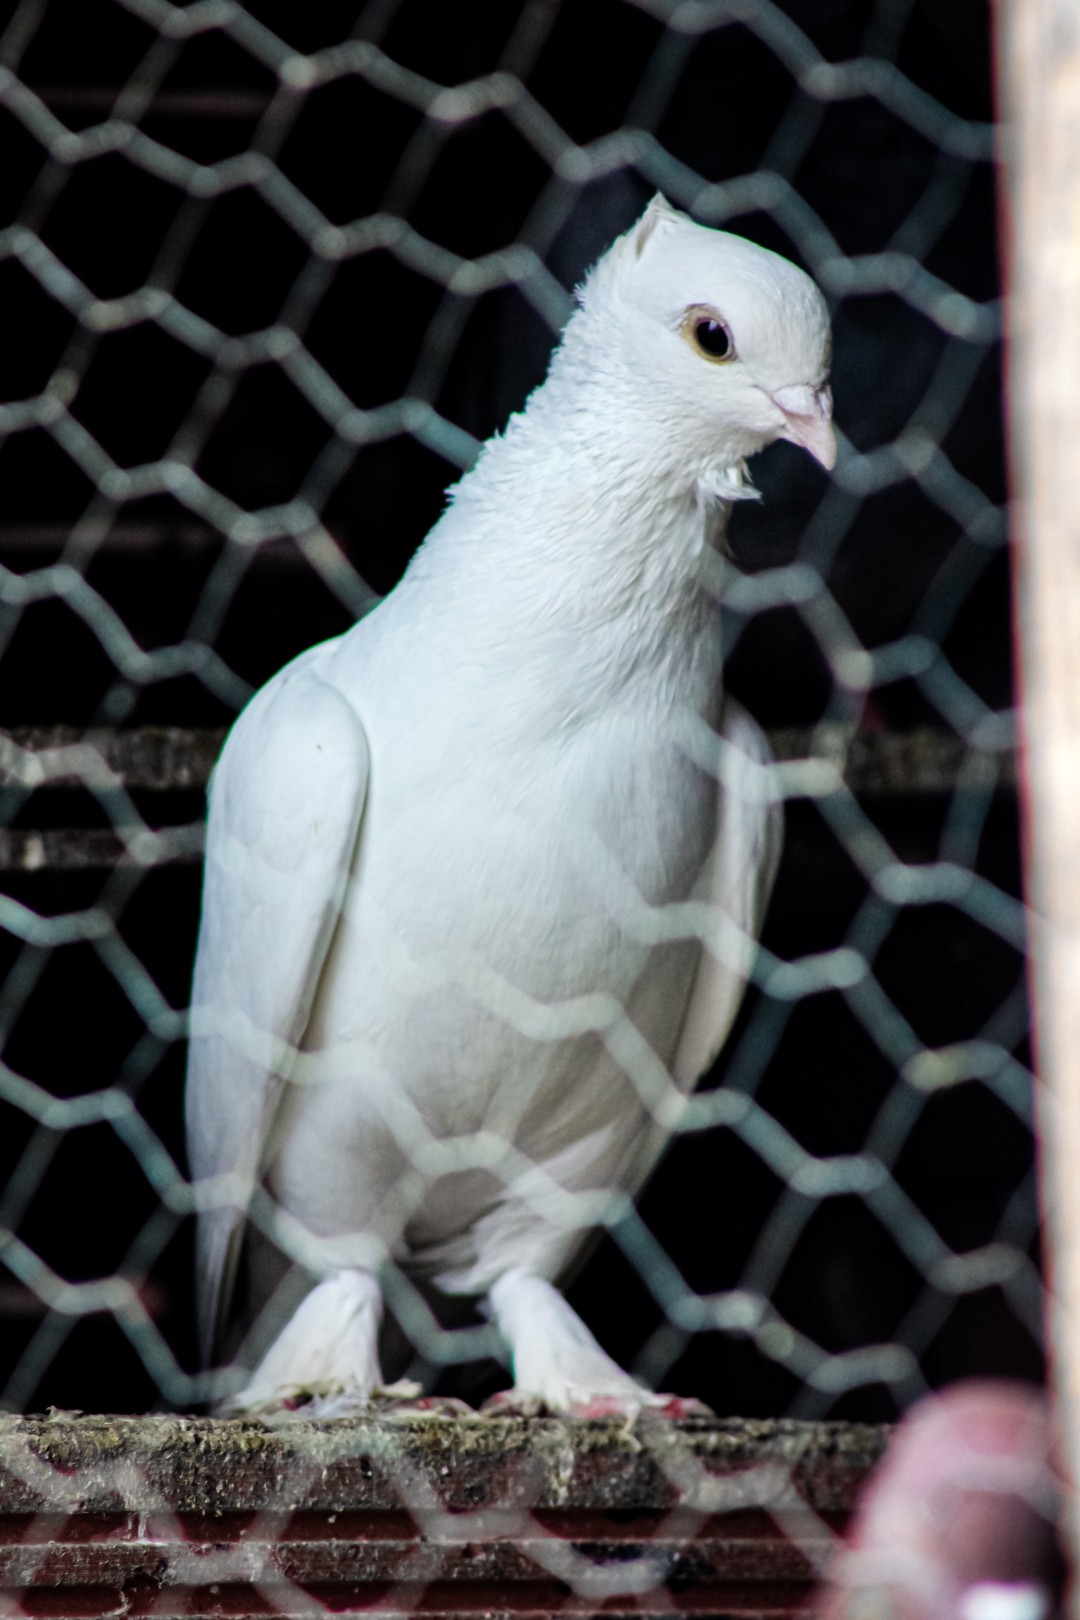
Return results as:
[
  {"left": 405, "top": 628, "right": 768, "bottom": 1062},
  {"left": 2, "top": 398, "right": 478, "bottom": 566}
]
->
[{"left": 995, "top": 0, "right": 1080, "bottom": 1595}]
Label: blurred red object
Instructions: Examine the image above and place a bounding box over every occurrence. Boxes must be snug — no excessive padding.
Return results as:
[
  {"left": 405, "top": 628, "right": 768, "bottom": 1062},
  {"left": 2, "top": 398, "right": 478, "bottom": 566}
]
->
[{"left": 817, "top": 1381, "right": 1063, "bottom": 1620}]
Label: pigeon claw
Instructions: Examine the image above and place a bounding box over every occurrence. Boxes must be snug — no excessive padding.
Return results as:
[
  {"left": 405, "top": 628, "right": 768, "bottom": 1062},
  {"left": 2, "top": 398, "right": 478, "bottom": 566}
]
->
[
  {"left": 648, "top": 1395, "right": 715, "bottom": 1420},
  {"left": 480, "top": 1390, "right": 550, "bottom": 1419},
  {"left": 566, "top": 1393, "right": 714, "bottom": 1420},
  {"left": 382, "top": 1394, "right": 476, "bottom": 1419},
  {"left": 568, "top": 1395, "right": 653, "bottom": 1419},
  {"left": 480, "top": 1389, "right": 714, "bottom": 1420}
]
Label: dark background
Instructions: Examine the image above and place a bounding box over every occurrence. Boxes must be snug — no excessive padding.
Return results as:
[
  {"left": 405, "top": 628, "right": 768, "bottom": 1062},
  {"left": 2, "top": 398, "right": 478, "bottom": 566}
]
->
[{"left": 0, "top": 0, "right": 1039, "bottom": 1419}]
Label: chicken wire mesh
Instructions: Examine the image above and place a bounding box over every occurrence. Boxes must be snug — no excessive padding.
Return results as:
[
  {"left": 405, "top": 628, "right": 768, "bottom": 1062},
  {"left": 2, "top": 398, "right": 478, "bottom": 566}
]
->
[{"left": 0, "top": 0, "right": 1044, "bottom": 1606}]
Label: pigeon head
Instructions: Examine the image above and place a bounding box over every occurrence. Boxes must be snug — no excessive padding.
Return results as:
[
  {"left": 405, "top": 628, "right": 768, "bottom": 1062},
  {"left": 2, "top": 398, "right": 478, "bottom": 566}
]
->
[{"left": 575, "top": 195, "right": 835, "bottom": 482}]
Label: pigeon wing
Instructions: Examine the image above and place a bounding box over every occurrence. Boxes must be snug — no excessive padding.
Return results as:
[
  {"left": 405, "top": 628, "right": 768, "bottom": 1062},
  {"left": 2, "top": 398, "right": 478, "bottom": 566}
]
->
[
  {"left": 185, "top": 655, "right": 370, "bottom": 1365},
  {"left": 605, "top": 698, "right": 781, "bottom": 1216},
  {"left": 671, "top": 697, "right": 781, "bottom": 1092}
]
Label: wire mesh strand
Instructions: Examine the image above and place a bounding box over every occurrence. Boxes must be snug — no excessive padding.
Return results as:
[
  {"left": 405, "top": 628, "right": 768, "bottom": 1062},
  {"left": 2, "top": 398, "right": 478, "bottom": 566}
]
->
[{"left": 0, "top": 0, "right": 1038, "bottom": 1610}]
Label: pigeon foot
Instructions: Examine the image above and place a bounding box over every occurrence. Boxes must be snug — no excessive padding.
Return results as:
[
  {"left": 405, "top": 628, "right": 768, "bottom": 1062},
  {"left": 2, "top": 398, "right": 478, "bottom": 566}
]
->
[
  {"left": 216, "top": 1381, "right": 366, "bottom": 1422},
  {"left": 221, "top": 1377, "right": 479, "bottom": 1422},
  {"left": 300, "top": 1381, "right": 476, "bottom": 1419},
  {"left": 381, "top": 1394, "right": 476, "bottom": 1419},
  {"left": 562, "top": 1392, "right": 713, "bottom": 1420},
  {"left": 482, "top": 1388, "right": 713, "bottom": 1419},
  {"left": 221, "top": 1269, "right": 386, "bottom": 1417},
  {"left": 489, "top": 1270, "right": 709, "bottom": 1419}
]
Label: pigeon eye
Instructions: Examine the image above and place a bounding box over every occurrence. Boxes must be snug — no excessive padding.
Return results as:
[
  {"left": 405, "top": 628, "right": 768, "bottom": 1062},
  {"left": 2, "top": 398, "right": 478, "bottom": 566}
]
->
[
  {"left": 693, "top": 317, "right": 732, "bottom": 360},
  {"left": 682, "top": 307, "right": 735, "bottom": 363}
]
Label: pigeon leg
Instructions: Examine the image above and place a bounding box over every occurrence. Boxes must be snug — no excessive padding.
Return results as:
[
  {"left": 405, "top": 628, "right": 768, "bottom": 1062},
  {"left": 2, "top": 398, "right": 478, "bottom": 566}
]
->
[
  {"left": 222, "top": 1267, "right": 385, "bottom": 1415},
  {"left": 488, "top": 1268, "right": 705, "bottom": 1418}
]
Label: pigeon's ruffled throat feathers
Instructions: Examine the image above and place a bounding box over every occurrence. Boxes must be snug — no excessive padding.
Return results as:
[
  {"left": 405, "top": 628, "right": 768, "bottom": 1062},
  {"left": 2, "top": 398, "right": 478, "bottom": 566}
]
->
[
  {"left": 526, "top": 288, "right": 764, "bottom": 518},
  {"left": 454, "top": 310, "right": 757, "bottom": 574}
]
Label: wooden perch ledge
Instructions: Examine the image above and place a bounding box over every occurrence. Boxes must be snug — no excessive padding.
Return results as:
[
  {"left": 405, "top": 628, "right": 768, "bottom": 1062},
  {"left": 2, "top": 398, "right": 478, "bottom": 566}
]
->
[
  {"left": 0, "top": 1411, "right": 884, "bottom": 1618},
  {"left": 0, "top": 725, "right": 1017, "bottom": 873},
  {"left": 0, "top": 724, "right": 1016, "bottom": 797}
]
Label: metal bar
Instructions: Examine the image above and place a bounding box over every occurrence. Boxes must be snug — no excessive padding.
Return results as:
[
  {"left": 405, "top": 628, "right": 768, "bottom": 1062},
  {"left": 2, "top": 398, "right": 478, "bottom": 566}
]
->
[
  {"left": 0, "top": 525, "right": 298, "bottom": 556},
  {"left": 25, "top": 87, "right": 274, "bottom": 120},
  {"left": 0, "top": 524, "right": 225, "bottom": 552}
]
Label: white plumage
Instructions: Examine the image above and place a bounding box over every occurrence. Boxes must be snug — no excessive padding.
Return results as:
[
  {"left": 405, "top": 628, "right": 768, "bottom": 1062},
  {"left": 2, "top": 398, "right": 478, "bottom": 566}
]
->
[{"left": 185, "top": 195, "right": 834, "bottom": 1416}]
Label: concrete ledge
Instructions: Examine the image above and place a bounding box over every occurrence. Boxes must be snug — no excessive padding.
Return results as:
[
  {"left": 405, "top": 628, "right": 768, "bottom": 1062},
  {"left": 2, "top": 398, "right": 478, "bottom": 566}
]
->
[{"left": 0, "top": 1412, "right": 886, "bottom": 1616}]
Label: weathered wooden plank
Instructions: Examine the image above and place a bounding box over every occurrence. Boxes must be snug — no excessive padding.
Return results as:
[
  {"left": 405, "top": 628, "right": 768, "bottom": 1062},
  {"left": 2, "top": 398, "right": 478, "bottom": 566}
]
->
[
  {"left": 0, "top": 1414, "right": 882, "bottom": 1618},
  {"left": 768, "top": 723, "right": 1016, "bottom": 796},
  {"left": 995, "top": 0, "right": 1080, "bottom": 1597},
  {"left": 0, "top": 825, "right": 204, "bottom": 872},
  {"left": 0, "top": 1522, "right": 828, "bottom": 1587},
  {"left": 0, "top": 728, "right": 226, "bottom": 793},
  {"left": 0, "top": 1413, "right": 883, "bottom": 1516},
  {"left": 0, "top": 726, "right": 1015, "bottom": 798},
  {"left": 0, "top": 724, "right": 1017, "bottom": 871}
]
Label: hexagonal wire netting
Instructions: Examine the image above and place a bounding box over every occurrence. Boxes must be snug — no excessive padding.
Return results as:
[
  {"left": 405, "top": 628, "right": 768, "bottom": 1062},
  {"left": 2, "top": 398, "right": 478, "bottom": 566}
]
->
[{"left": 0, "top": 0, "right": 1043, "bottom": 1608}]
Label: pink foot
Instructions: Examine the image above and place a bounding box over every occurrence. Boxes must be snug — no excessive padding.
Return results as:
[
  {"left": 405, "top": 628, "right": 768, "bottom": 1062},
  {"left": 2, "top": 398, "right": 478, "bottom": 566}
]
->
[
  {"left": 385, "top": 1394, "right": 475, "bottom": 1418},
  {"left": 645, "top": 1394, "right": 714, "bottom": 1420},
  {"left": 481, "top": 1390, "right": 548, "bottom": 1418},
  {"left": 481, "top": 1390, "right": 714, "bottom": 1419},
  {"left": 566, "top": 1393, "right": 714, "bottom": 1419}
]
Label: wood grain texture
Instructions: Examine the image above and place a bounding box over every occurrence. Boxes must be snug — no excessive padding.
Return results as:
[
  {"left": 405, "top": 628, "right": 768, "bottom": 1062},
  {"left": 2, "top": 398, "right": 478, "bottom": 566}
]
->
[
  {"left": 1, "top": 723, "right": 1012, "bottom": 793},
  {"left": 996, "top": 0, "right": 1080, "bottom": 1596},
  {"left": 0, "top": 1412, "right": 885, "bottom": 1617}
]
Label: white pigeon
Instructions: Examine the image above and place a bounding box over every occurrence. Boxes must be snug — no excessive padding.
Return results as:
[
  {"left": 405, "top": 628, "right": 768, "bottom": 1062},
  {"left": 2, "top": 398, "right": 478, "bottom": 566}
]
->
[{"left": 185, "top": 195, "right": 835, "bottom": 1418}]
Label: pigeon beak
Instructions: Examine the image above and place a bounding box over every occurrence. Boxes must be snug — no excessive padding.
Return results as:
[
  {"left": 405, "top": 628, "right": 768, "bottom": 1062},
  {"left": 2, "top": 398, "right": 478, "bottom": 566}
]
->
[{"left": 771, "top": 384, "right": 836, "bottom": 470}]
